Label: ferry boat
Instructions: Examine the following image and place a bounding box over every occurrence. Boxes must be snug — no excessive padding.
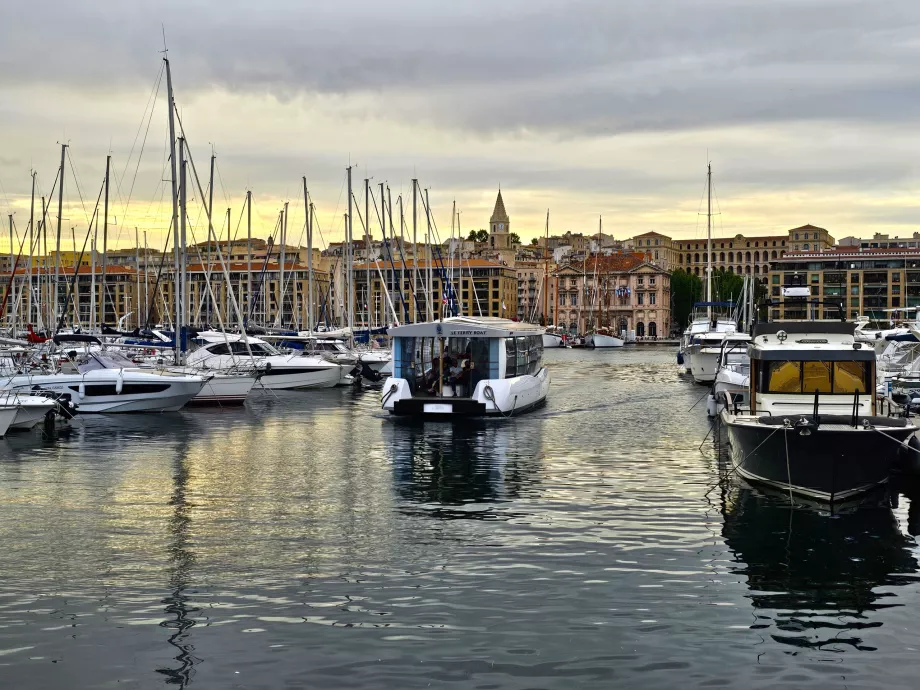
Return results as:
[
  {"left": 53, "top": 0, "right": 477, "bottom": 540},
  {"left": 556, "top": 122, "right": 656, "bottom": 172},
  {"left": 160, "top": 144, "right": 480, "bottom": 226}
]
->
[
  {"left": 584, "top": 328, "right": 625, "bottom": 348},
  {"left": 381, "top": 316, "right": 550, "bottom": 418},
  {"left": 719, "top": 312, "right": 918, "bottom": 503}
]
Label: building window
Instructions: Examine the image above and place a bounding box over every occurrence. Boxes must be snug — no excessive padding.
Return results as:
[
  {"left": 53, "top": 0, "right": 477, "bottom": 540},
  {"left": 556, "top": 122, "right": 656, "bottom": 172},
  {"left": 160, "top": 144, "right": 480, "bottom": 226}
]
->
[
  {"left": 649, "top": 277, "right": 656, "bottom": 285},
  {"left": 650, "top": 293, "right": 656, "bottom": 305},
  {"left": 638, "top": 276, "right": 644, "bottom": 285},
  {"left": 654, "top": 250, "right": 659, "bottom": 259},
  {"left": 795, "top": 233, "right": 799, "bottom": 240},
  {"left": 851, "top": 273, "right": 859, "bottom": 283},
  {"left": 850, "top": 285, "right": 859, "bottom": 295},
  {"left": 571, "top": 293, "right": 577, "bottom": 306},
  {"left": 720, "top": 252, "right": 725, "bottom": 262},
  {"left": 813, "top": 233, "right": 818, "bottom": 240},
  {"left": 804, "top": 243, "right": 810, "bottom": 250},
  {"left": 638, "top": 293, "right": 644, "bottom": 305},
  {"left": 811, "top": 274, "right": 819, "bottom": 284},
  {"left": 655, "top": 239, "right": 659, "bottom": 246},
  {"left": 851, "top": 297, "right": 859, "bottom": 307},
  {"left": 893, "top": 272, "right": 901, "bottom": 282}
]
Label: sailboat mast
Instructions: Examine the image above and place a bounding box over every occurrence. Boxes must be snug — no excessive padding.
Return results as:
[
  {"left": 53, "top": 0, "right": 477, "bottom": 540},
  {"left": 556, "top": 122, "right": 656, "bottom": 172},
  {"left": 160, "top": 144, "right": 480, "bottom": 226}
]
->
[
  {"left": 207, "top": 152, "right": 215, "bottom": 324},
  {"left": 365, "top": 178, "right": 370, "bottom": 332},
  {"left": 54, "top": 143, "right": 66, "bottom": 330},
  {"left": 135, "top": 227, "right": 140, "bottom": 329},
  {"left": 707, "top": 162, "right": 713, "bottom": 322},
  {"left": 280, "top": 201, "right": 288, "bottom": 328},
  {"left": 543, "top": 209, "right": 549, "bottom": 324},
  {"left": 100, "top": 155, "right": 110, "bottom": 328},
  {"left": 246, "top": 190, "right": 252, "bottom": 328},
  {"left": 164, "top": 56, "right": 181, "bottom": 361},
  {"left": 425, "top": 188, "right": 433, "bottom": 321},
  {"left": 27, "top": 171, "right": 35, "bottom": 326},
  {"left": 178, "top": 137, "right": 187, "bottom": 360},
  {"left": 412, "top": 179, "right": 418, "bottom": 322},
  {"left": 346, "top": 166, "right": 354, "bottom": 334},
  {"left": 304, "top": 177, "right": 313, "bottom": 334}
]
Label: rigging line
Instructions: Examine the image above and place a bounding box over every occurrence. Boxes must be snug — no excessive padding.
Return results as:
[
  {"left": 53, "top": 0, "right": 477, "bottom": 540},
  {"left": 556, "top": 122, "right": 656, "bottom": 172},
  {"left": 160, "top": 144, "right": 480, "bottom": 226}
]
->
[
  {"left": 116, "top": 64, "right": 164, "bottom": 240},
  {"left": 66, "top": 149, "right": 93, "bottom": 227},
  {"left": 118, "top": 60, "right": 165, "bottom": 190},
  {"left": 214, "top": 157, "right": 231, "bottom": 208}
]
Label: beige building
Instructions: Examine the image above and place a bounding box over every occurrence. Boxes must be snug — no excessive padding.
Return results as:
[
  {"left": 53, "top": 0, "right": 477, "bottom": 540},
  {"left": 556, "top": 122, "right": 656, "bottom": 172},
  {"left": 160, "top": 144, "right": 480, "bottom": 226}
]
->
[
  {"left": 631, "top": 231, "right": 680, "bottom": 271},
  {"left": 550, "top": 253, "right": 671, "bottom": 338}
]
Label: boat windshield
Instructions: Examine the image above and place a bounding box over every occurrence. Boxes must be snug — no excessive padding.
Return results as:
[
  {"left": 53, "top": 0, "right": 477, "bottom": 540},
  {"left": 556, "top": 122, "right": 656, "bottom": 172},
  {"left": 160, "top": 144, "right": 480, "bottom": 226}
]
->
[
  {"left": 760, "top": 360, "right": 869, "bottom": 394},
  {"left": 395, "top": 336, "right": 495, "bottom": 393}
]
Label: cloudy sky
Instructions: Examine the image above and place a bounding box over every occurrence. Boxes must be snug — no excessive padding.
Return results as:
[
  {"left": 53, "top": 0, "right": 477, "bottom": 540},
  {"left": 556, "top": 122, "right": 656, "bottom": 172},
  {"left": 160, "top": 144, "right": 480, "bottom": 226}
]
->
[{"left": 2, "top": 0, "right": 920, "bottom": 252}]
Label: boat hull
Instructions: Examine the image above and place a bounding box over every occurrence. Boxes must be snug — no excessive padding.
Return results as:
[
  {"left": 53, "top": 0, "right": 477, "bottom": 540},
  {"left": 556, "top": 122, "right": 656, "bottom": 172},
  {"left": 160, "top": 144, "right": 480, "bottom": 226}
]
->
[
  {"left": 542, "top": 333, "right": 565, "bottom": 348},
  {"left": 187, "top": 374, "right": 256, "bottom": 406},
  {"left": 261, "top": 365, "right": 343, "bottom": 390},
  {"left": 9, "top": 398, "right": 56, "bottom": 429},
  {"left": 0, "top": 406, "right": 18, "bottom": 437},
  {"left": 689, "top": 348, "right": 720, "bottom": 383},
  {"left": 586, "top": 333, "right": 624, "bottom": 348},
  {"left": 722, "top": 413, "right": 915, "bottom": 502},
  {"left": 0, "top": 373, "right": 204, "bottom": 413},
  {"left": 382, "top": 368, "right": 550, "bottom": 419}
]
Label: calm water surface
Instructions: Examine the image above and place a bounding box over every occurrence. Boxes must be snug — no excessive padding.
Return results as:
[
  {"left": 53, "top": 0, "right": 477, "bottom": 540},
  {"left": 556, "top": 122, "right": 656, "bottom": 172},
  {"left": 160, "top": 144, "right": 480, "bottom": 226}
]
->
[{"left": 2, "top": 347, "right": 920, "bottom": 689}]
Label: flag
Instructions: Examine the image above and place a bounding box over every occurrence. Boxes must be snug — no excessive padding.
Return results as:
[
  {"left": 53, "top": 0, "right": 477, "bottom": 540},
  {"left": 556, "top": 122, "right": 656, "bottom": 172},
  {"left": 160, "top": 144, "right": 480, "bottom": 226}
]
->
[{"left": 502, "top": 301, "right": 507, "bottom": 311}]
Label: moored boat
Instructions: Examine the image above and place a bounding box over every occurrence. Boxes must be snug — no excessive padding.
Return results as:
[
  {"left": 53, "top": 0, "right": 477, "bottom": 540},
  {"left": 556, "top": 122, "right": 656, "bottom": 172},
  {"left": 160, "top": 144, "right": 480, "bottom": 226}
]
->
[{"left": 720, "top": 319, "right": 918, "bottom": 502}]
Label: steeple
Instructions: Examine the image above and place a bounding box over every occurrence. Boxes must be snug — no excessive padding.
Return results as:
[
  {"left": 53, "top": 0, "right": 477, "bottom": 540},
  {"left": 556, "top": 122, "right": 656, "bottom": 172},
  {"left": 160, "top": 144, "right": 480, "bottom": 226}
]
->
[{"left": 490, "top": 189, "right": 509, "bottom": 233}]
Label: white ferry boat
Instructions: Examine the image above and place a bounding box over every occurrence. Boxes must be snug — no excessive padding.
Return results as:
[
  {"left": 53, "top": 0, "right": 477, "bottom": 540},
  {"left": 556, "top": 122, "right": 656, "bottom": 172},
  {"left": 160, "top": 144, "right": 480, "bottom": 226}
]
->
[{"left": 381, "top": 317, "right": 550, "bottom": 418}]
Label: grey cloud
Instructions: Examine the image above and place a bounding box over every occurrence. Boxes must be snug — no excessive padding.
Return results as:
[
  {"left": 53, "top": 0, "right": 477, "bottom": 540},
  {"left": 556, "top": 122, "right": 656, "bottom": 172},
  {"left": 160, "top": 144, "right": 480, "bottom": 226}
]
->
[{"left": 4, "top": 0, "right": 920, "bottom": 137}]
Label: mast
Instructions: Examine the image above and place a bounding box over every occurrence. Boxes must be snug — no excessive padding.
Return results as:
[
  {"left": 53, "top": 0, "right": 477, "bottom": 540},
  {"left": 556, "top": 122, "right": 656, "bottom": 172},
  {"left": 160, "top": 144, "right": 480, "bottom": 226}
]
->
[
  {"left": 100, "top": 155, "right": 110, "bottom": 327},
  {"left": 54, "top": 143, "right": 66, "bottom": 329},
  {"left": 207, "top": 152, "right": 215, "bottom": 324},
  {"left": 164, "top": 56, "right": 181, "bottom": 360},
  {"left": 346, "top": 166, "right": 354, "bottom": 334},
  {"left": 224, "top": 206, "right": 230, "bottom": 326},
  {"left": 134, "top": 227, "right": 140, "bottom": 329},
  {"left": 707, "top": 162, "right": 713, "bottom": 323},
  {"left": 178, "top": 137, "right": 187, "bottom": 360},
  {"left": 425, "top": 188, "right": 433, "bottom": 320},
  {"left": 397, "top": 190, "right": 405, "bottom": 322},
  {"left": 246, "top": 190, "right": 252, "bottom": 328},
  {"left": 7, "top": 215, "right": 13, "bottom": 332},
  {"left": 90, "top": 222, "right": 96, "bottom": 332},
  {"left": 304, "top": 177, "right": 313, "bottom": 335},
  {"left": 364, "top": 178, "right": 370, "bottom": 332},
  {"left": 27, "top": 171, "right": 34, "bottom": 326},
  {"left": 143, "top": 230, "right": 148, "bottom": 328},
  {"left": 543, "top": 209, "right": 549, "bottom": 324},
  {"left": 412, "top": 179, "right": 418, "bottom": 322},
  {"left": 280, "top": 201, "right": 288, "bottom": 327}
]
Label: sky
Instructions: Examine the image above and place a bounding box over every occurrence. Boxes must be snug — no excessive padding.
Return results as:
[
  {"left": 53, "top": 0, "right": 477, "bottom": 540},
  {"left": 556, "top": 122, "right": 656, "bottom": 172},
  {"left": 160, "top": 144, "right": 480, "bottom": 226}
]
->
[{"left": 3, "top": 0, "right": 920, "bottom": 253}]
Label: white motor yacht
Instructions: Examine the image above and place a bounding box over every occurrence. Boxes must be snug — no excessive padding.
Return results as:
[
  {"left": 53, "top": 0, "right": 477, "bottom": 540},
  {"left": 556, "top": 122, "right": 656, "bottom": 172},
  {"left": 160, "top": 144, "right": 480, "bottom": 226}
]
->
[
  {"left": 707, "top": 333, "right": 752, "bottom": 416},
  {"left": 187, "top": 332, "right": 344, "bottom": 390}
]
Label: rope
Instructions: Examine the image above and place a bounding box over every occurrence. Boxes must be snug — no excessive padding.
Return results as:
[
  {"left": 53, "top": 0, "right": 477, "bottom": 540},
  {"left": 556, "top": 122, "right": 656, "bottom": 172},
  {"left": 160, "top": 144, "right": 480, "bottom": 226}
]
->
[{"left": 783, "top": 419, "right": 795, "bottom": 505}]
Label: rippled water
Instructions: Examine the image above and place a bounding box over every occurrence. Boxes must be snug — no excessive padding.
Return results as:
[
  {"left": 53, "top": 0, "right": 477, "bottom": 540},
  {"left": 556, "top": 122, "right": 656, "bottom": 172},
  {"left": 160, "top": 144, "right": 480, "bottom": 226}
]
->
[{"left": 2, "top": 347, "right": 920, "bottom": 689}]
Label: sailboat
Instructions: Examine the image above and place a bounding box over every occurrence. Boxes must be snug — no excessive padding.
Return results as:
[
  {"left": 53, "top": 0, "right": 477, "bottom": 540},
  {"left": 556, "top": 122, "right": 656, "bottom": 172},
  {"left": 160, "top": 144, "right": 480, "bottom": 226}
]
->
[
  {"left": 540, "top": 210, "right": 564, "bottom": 348},
  {"left": 688, "top": 164, "right": 737, "bottom": 383}
]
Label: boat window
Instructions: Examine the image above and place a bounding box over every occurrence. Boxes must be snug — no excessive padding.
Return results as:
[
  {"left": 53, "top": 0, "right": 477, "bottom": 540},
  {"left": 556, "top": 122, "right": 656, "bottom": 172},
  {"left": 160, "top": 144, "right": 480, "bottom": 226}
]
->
[
  {"left": 801, "top": 361, "right": 832, "bottom": 393},
  {"left": 763, "top": 360, "right": 869, "bottom": 394},
  {"left": 505, "top": 338, "right": 517, "bottom": 378},
  {"left": 833, "top": 361, "right": 868, "bottom": 393},
  {"left": 766, "top": 361, "right": 802, "bottom": 393},
  {"left": 515, "top": 336, "right": 528, "bottom": 376},
  {"left": 208, "top": 343, "right": 231, "bottom": 355}
]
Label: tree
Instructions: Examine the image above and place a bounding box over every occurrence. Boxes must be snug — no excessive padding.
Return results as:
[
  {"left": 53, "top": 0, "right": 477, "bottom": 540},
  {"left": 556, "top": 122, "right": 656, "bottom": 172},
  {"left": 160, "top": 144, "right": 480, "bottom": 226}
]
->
[
  {"left": 711, "top": 269, "right": 744, "bottom": 303},
  {"left": 671, "top": 269, "right": 704, "bottom": 328},
  {"left": 510, "top": 233, "right": 521, "bottom": 245},
  {"left": 467, "top": 229, "right": 489, "bottom": 243},
  {"left": 530, "top": 238, "right": 539, "bottom": 246}
]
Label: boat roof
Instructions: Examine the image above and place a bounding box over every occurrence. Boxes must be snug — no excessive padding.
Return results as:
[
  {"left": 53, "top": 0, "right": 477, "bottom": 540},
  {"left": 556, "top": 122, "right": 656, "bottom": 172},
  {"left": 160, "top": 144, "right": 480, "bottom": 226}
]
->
[
  {"left": 388, "top": 317, "right": 544, "bottom": 338},
  {"left": 749, "top": 321, "right": 874, "bottom": 361}
]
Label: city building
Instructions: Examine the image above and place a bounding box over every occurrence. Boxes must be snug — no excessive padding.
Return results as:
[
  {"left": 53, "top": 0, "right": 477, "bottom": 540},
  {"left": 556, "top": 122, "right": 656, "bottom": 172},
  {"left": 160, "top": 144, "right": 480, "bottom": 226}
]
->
[
  {"left": 675, "top": 225, "right": 834, "bottom": 281},
  {"left": 350, "top": 259, "right": 518, "bottom": 325},
  {"left": 631, "top": 231, "right": 680, "bottom": 271},
  {"left": 550, "top": 253, "right": 671, "bottom": 338},
  {"left": 837, "top": 232, "right": 920, "bottom": 250},
  {"left": 769, "top": 247, "right": 920, "bottom": 321}
]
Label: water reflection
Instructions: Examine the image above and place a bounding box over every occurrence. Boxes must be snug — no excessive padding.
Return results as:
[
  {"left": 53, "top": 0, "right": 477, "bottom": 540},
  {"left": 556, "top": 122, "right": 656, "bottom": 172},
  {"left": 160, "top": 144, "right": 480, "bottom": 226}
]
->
[
  {"left": 382, "top": 420, "right": 544, "bottom": 519},
  {"left": 721, "top": 484, "right": 918, "bottom": 652},
  {"left": 156, "top": 449, "right": 201, "bottom": 687}
]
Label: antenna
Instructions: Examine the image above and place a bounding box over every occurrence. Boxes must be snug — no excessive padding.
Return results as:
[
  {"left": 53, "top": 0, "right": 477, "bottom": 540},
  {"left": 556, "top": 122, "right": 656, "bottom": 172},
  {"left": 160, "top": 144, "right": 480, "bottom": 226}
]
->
[{"left": 161, "top": 25, "right": 168, "bottom": 54}]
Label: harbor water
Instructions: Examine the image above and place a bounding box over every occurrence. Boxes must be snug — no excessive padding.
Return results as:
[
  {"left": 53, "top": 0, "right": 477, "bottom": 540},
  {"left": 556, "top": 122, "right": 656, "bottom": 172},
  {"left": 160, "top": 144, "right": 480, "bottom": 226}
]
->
[{"left": 2, "top": 347, "right": 920, "bottom": 689}]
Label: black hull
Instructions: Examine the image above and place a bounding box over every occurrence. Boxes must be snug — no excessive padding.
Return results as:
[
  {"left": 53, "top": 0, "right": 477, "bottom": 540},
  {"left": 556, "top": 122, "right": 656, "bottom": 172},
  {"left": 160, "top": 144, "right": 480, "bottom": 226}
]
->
[{"left": 724, "top": 419, "right": 916, "bottom": 502}]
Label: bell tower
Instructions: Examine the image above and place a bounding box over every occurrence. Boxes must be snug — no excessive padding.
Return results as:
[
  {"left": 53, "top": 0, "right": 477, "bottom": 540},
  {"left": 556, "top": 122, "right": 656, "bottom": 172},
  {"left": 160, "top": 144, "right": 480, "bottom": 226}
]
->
[{"left": 489, "top": 189, "right": 511, "bottom": 251}]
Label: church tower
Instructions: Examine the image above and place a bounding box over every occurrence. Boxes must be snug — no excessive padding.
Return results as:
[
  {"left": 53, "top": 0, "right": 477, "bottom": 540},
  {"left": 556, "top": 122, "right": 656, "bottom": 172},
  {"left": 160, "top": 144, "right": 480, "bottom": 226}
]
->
[{"left": 489, "top": 190, "right": 511, "bottom": 251}]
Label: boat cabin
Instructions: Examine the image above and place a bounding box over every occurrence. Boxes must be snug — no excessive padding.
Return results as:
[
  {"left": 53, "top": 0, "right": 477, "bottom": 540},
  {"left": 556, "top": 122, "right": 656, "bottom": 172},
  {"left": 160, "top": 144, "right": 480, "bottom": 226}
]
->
[{"left": 748, "top": 321, "right": 874, "bottom": 417}]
